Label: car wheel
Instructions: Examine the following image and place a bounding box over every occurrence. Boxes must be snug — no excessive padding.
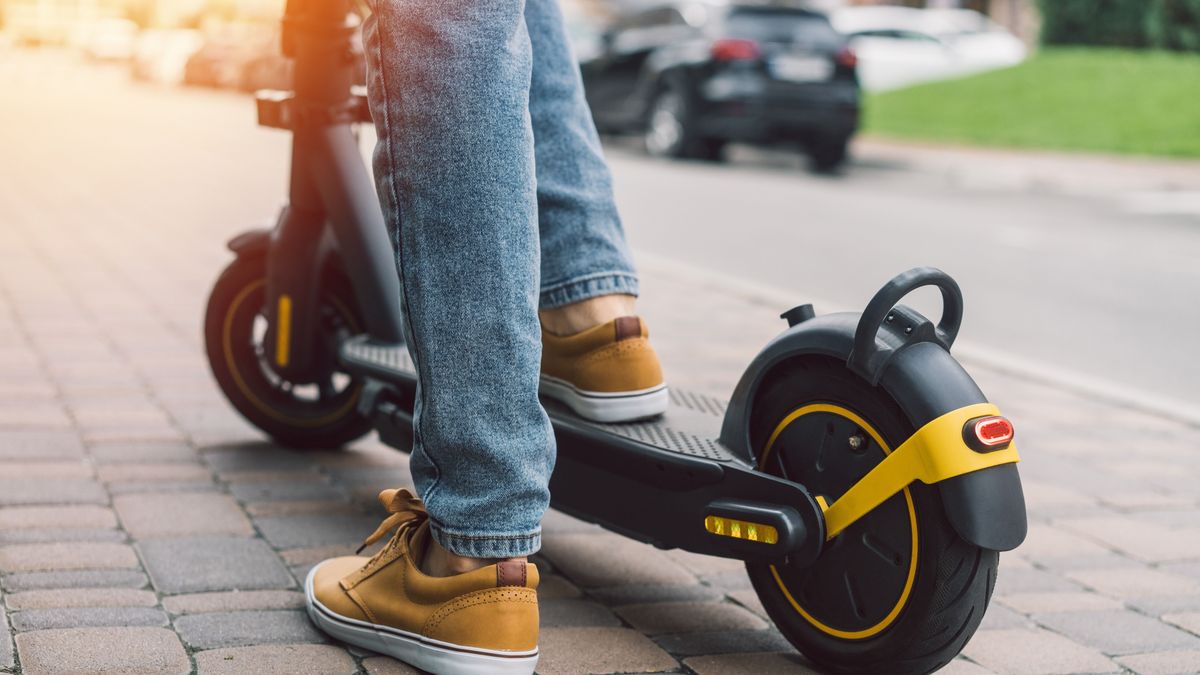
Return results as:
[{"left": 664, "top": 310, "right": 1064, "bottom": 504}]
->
[
  {"left": 644, "top": 88, "right": 722, "bottom": 161},
  {"left": 808, "top": 135, "right": 850, "bottom": 173},
  {"left": 645, "top": 89, "right": 688, "bottom": 158}
]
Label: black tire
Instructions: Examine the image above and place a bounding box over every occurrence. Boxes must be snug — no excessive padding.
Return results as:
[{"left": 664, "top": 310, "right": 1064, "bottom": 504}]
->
[
  {"left": 746, "top": 357, "right": 996, "bottom": 674},
  {"left": 644, "top": 87, "right": 723, "bottom": 161},
  {"left": 204, "top": 254, "right": 373, "bottom": 449},
  {"left": 808, "top": 135, "right": 850, "bottom": 172}
]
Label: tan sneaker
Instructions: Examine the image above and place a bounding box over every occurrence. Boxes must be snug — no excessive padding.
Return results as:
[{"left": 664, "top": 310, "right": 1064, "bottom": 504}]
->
[
  {"left": 540, "top": 316, "right": 668, "bottom": 422},
  {"left": 304, "top": 489, "right": 540, "bottom": 675}
]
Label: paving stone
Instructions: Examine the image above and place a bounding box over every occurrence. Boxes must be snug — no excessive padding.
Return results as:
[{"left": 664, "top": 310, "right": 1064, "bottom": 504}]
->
[
  {"left": 1116, "top": 650, "right": 1200, "bottom": 675},
  {"left": 979, "top": 602, "right": 1029, "bottom": 630},
  {"left": 0, "top": 528, "right": 126, "bottom": 545},
  {"left": 537, "top": 626, "right": 678, "bottom": 674},
  {"left": 992, "top": 567, "right": 1082, "bottom": 595},
  {"left": 654, "top": 629, "right": 794, "bottom": 656},
  {"left": 616, "top": 601, "right": 767, "bottom": 635},
  {"left": 220, "top": 469, "right": 328, "bottom": 484},
  {"left": 664, "top": 549, "right": 747, "bottom": 578},
  {"left": 2, "top": 569, "right": 149, "bottom": 592},
  {"left": 107, "top": 480, "right": 219, "bottom": 495},
  {"left": 174, "top": 609, "right": 326, "bottom": 649},
  {"left": 997, "top": 591, "right": 1123, "bottom": 614},
  {"left": 0, "top": 479, "right": 107, "bottom": 506},
  {"left": 89, "top": 441, "right": 198, "bottom": 463},
  {"left": 279, "top": 545, "right": 362, "bottom": 567},
  {"left": 935, "top": 659, "right": 997, "bottom": 675},
  {"left": 194, "top": 643, "right": 356, "bottom": 674},
  {"left": 115, "top": 492, "right": 253, "bottom": 538},
  {"left": 683, "top": 652, "right": 820, "bottom": 674},
  {"left": 1017, "top": 522, "right": 1115, "bottom": 559},
  {"left": 541, "top": 599, "right": 621, "bottom": 627},
  {"left": 588, "top": 582, "right": 723, "bottom": 606},
  {"left": 139, "top": 537, "right": 294, "bottom": 593},
  {"left": 726, "top": 589, "right": 767, "bottom": 618},
  {"left": 1126, "top": 595, "right": 1200, "bottom": 617},
  {"left": 6, "top": 588, "right": 157, "bottom": 610},
  {"left": 540, "top": 534, "right": 695, "bottom": 588},
  {"left": 1067, "top": 568, "right": 1200, "bottom": 597},
  {"left": 15, "top": 626, "right": 189, "bottom": 674},
  {"left": 254, "top": 513, "right": 381, "bottom": 549},
  {"left": 962, "top": 628, "right": 1120, "bottom": 674},
  {"left": 1057, "top": 517, "right": 1200, "bottom": 563},
  {"left": 1033, "top": 610, "right": 1200, "bottom": 655},
  {"left": 538, "top": 574, "right": 583, "bottom": 600},
  {"left": 0, "top": 505, "right": 116, "bottom": 531},
  {"left": 162, "top": 590, "right": 305, "bottom": 615},
  {"left": 0, "top": 431, "right": 85, "bottom": 459},
  {"left": 1163, "top": 612, "right": 1200, "bottom": 636},
  {"left": 228, "top": 481, "right": 344, "bottom": 503},
  {"left": 11, "top": 606, "right": 169, "bottom": 631},
  {"left": 361, "top": 656, "right": 422, "bottom": 674},
  {"left": 0, "top": 542, "right": 138, "bottom": 573},
  {"left": 246, "top": 501, "right": 359, "bottom": 518},
  {"left": 0, "top": 609, "right": 12, "bottom": 671},
  {"left": 96, "top": 462, "right": 212, "bottom": 484},
  {"left": 203, "top": 444, "right": 316, "bottom": 473},
  {"left": 0, "top": 460, "right": 92, "bottom": 479}
]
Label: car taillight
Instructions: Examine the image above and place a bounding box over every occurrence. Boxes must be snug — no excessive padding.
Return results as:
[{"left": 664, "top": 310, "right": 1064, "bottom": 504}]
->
[
  {"left": 963, "top": 416, "right": 1014, "bottom": 452},
  {"left": 711, "top": 38, "right": 761, "bottom": 62},
  {"left": 835, "top": 46, "right": 857, "bottom": 68}
]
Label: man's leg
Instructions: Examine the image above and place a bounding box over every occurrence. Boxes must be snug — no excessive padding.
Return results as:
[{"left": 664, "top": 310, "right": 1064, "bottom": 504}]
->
[
  {"left": 524, "top": 0, "right": 668, "bottom": 423},
  {"left": 362, "top": 0, "right": 553, "bottom": 563},
  {"left": 525, "top": 0, "right": 639, "bottom": 318}
]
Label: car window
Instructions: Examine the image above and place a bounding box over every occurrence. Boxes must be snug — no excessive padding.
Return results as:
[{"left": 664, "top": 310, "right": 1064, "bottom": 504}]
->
[
  {"left": 852, "top": 29, "right": 942, "bottom": 44},
  {"left": 625, "top": 7, "right": 686, "bottom": 30},
  {"left": 721, "top": 8, "right": 841, "bottom": 48}
]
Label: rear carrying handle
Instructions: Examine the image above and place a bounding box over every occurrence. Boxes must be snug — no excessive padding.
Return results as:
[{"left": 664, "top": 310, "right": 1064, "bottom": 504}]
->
[{"left": 849, "top": 267, "right": 964, "bottom": 384}]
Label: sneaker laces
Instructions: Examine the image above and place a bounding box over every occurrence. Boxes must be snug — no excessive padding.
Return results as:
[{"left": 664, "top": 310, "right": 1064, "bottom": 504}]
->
[{"left": 355, "top": 487, "right": 427, "bottom": 555}]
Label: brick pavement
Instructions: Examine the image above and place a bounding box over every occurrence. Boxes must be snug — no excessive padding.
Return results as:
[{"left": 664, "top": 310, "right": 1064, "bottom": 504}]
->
[{"left": 2, "top": 49, "right": 1200, "bottom": 674}]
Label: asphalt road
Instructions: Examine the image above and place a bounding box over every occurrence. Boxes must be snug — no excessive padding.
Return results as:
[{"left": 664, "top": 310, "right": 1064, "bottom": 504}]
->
[
  {"left": 602, "top": 144, "right": 1200, "bottom": 416},
  {"left": 6, "top": 50, "right": 1197, "bottom": 415}
]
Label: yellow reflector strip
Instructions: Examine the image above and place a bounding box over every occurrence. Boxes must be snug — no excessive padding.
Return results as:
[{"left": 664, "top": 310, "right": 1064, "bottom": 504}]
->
[
  {"left": 275, "top": 295, "right": 292, "bottom": 368},
  {"left": 704, "top": 516, "right": 778, "bottom": 544}
]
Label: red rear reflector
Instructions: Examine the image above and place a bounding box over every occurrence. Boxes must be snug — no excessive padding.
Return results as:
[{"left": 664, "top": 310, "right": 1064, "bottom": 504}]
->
[
  {"left": 836, "top": 46, "right": 857, "bottom": 68},
  {"left": 712, "top": 38, "right": 761, "bottom": 62},
  {"left": 964, "top": 416, "right": 1014, "bottom": 452}
]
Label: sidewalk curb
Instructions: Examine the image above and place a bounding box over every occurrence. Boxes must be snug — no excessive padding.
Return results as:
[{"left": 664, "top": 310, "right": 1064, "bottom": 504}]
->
[{"left": 638, "top": 250, "right": 1200, "bottom": 429}]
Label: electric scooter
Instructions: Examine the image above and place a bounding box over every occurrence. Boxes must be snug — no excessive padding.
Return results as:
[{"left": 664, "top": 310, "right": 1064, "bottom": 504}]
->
[{"left": 203, "top": 0, "right": 1027, "bottom": 671}]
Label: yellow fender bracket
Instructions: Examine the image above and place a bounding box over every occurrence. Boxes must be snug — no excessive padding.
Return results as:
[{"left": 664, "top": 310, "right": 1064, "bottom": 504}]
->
[{"left": 822, "top": 402, "right": 1018, "bottom": 539}]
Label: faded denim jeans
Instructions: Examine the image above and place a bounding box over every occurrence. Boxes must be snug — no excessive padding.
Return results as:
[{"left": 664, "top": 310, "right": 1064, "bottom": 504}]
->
[{"left": 362, "top": 0, "right": 638, "bottom": 557}]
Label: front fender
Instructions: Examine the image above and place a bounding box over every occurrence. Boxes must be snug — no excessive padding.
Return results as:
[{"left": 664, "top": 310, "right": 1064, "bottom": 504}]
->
[{"left": 719, "top": 312, "right": 1028, "bottom": 551}]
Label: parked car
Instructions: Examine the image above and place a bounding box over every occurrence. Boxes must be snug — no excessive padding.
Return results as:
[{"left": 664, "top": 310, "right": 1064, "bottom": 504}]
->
[
  {"left": 831, "top": 6, "right": 1026, "bottom": 92},
  {"left": 580, "top": 1, "right": 859, "bottom": 170}
]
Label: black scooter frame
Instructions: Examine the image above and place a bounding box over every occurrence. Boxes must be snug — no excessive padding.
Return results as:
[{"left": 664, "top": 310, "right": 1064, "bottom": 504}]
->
[{"left": 239, "top": 0, "right": 1026, "bottom": 570}]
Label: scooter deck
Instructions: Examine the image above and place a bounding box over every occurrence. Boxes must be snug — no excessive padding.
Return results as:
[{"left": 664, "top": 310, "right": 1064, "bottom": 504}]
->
[
  {"left": 340, "top": 337, "right": 822, "bottom": 563},
  {"left": 340, "top": 338, "right": 751, "bottom": 467}
]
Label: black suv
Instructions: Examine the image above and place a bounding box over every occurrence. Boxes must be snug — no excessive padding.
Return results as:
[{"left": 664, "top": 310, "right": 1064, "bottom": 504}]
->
[{"left": 580, "top": 2, "right": 860, "bottom": 169}]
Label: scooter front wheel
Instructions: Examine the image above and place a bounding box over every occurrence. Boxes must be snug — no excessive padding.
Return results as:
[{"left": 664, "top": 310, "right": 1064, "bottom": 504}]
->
[
  {"left": 204, "top": 254, "right": 372, "bottom": 449},
  {"left": 746, "top": 357, "right": 997, "bottom": 674}
]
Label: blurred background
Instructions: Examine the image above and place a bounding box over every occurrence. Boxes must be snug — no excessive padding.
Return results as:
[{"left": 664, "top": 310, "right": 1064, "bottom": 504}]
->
[{"left": 0, "top": 0, "right": 1197, "bottom": 414}]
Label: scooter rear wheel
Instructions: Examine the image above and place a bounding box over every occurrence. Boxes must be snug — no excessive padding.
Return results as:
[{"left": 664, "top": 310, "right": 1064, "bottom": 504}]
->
[
  {"left": 204, "top": 254, "right": 372, "bottom": 449},
  {"left": 746, "top": 357, "right": 996, "bottom": 674}
]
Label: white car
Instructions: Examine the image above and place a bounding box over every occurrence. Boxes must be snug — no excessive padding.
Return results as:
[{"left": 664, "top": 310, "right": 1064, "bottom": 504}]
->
[
  {"left": 831, "top": 7, "right": 1026, "bottom": 92},
  {"left": 132, "top": 29, "right": 204, "bottom": 85}
]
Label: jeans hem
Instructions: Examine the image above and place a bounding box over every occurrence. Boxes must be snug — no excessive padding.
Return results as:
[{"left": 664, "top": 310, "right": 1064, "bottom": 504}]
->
[
  {"left": 540, "top": 272, "right": 639, "bottom": 309},
  {"left": 430, "top": 523, "right": 542, "bottom": 558}
]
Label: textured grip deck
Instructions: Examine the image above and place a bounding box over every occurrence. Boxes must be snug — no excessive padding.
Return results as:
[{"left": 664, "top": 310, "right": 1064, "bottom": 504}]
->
[{"left": 340, "top": 338, "right": 740, "bottom": 463}]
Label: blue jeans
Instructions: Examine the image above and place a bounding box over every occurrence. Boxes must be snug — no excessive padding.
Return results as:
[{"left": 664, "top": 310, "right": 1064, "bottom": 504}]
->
[{"left": 363, "top": 0, "right": 637, "bottom": 557}]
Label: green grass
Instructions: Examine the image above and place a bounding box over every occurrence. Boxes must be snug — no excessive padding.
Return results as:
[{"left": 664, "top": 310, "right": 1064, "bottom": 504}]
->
[{"left": 863, "top": 48, "right": 1200, "bottom": 158}]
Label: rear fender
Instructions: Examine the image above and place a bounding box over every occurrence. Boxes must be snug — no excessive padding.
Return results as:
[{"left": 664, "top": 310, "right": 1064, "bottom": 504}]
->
[{"left": 720, "top": 312, "right": 1028, "bottom": 551}]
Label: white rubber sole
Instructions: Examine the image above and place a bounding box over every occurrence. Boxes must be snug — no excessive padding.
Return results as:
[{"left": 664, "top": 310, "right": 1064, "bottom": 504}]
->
[
  {"left": 304, "top": 563, "right": 538, "bottom": 675},
  {"left": 539, "top": 375, "right": 669, "bottom": 423}
]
